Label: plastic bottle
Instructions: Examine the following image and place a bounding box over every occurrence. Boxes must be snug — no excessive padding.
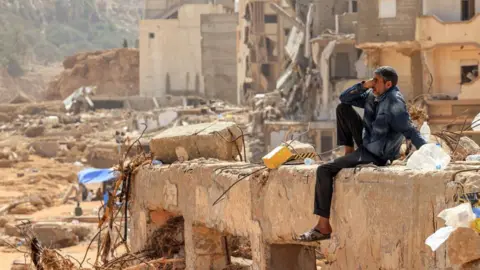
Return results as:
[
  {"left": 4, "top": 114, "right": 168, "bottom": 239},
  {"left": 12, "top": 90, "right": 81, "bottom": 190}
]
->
[
  {"left": 407, "top": 143, "right": 451, "bottom": 171},
  {"left": 420, "top": 121, "right": 431, "bottom": 142},
  {"left": 304, "top": 158, "right": 314, "bottom": 165}
]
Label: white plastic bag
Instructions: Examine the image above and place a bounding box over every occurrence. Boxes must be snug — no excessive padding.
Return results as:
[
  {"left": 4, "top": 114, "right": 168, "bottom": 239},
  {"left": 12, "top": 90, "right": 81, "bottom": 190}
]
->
[
  {"left": 407, "top": 143, "right": 451, "bottom": 171},
  {"left": 425, "top": 226, "right": 456, "bottom": 251},
  {"left": 438, "top": 203, "right": 476, "bottom": 228},
  {"left": 425, "top": 226, "right": 457, "bottom": 251},
  {"left": 425, "top": 203, "right": 476, "bottom": 251}
]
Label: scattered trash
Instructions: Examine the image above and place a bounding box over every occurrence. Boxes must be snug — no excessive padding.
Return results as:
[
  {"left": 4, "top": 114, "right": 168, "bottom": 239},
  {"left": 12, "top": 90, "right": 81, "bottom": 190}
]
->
[
  {"left": 439, "top": 203, "right": 476, "bottom": 228},
  {"left": 304, "top": 158, "right": 314, "bottom": 165},
  {"left": 472, "top": 112, "right": 480, "bottom": 131},
  {"left": 472, "top": 218, "right": 480, "bottom": 233},
  {"left": 466, "top": 154, "right": 480, "bottom": 162},
  {"left": 152, "top": 160, "right": 163, "bottom": 166},
  {"left": 425, "top": 226, "right": 456, "bottom": 251},
  {"left": 420, "top": 121, "right": 431, "bottom": 142},
  {"left": 425, "top": 203, "right": 476, "bottom": 251},
  {"left": 44, "top": 116, "right": 60, "bottom": 127},
  {"left": 473, "top": 207, "right": 480, "bottom": 218},
  {"left": 407, "top": 143, "right": 451, "bottom": 171},
  {"left": 73, "top": 161, "right": 83, "bottom": 167}
]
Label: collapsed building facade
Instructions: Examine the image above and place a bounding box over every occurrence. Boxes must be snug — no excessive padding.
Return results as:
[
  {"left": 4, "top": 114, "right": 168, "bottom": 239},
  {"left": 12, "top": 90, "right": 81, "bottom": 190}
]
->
[
  {"left": 358, "top": 0, "right": 480, "bottom": 140},
  {"left": 238, "top": 0, "right": 366, "bottom": 157}
]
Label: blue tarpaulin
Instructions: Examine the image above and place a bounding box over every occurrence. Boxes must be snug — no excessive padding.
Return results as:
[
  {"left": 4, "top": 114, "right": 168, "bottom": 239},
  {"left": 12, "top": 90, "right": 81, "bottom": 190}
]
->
[{"left": 78, "top": 168, "right": 118, "bottom": 185}]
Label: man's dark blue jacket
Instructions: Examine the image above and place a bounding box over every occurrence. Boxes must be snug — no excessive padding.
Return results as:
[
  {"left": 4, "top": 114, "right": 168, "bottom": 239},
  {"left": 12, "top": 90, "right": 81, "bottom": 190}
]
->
[{"left": 339, "top": 83, "right": 426, "bottom": 161}]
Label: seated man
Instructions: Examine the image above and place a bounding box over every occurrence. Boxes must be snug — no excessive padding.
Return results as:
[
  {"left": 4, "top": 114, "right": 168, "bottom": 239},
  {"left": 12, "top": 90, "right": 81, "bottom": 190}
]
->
[{"left": 299, "top": 66, "right": 427, "bottom": 241}]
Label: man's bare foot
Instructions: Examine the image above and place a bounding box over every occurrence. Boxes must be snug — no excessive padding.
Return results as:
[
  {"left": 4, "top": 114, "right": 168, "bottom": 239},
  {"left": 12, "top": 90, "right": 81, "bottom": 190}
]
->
[
  {"left": 344, "top": 146, "right": 354, "bottom": 155},
  {"left": 314, "top": 216, "right": 332, "bottom": 235}
]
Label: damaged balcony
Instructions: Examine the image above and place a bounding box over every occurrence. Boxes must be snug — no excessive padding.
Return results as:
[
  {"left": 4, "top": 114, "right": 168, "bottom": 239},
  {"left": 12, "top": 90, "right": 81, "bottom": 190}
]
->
[{"left": 416, "top": 14, "right": 480, "bottom": 49}]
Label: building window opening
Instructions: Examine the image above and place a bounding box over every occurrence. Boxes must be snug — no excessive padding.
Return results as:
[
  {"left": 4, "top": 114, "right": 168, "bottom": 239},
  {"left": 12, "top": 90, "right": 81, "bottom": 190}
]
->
[
  {"left": 378, "top": 0, "right": 396, "bottom": 18},
  {"left": 461, "top": 0, "right": 475, "bottom": 21},
  {"left": 461, "top": 65, "right": 479, "bottom": 84},
  {"left": 264, "top": 14, "right": 278, "bottom": 23},
  {"left": 261, "top": 64, "right": 271, "bottom": 77},
  {"left": 149, "top": 33, "right": 155, "bottom": 39},
  {"left": 351, "top": 0, "right": 358, "bottom": 13}
]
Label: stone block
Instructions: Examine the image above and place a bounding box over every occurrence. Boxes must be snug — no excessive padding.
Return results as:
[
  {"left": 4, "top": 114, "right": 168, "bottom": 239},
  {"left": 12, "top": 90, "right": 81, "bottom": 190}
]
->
[
  {"left": 4, "top": 223, "right": 21, "bottom": 237},
  {"left": 30, "top": 140, "right": 60, "bottom": 158},
  {"left": 32, "top": 222, "right": 80, "bottom": 248},
  {"left": 285, "top": 140, "right": 316, "bottom": 154},
  {"left": 447, "top": 227, "right": 480, "bottom": 265},
  {"left": 149, "top": 122, "right": 243, "bottom": 163},
  {"left": 24, "top": 126, "right": 45, "bottom": 138}
]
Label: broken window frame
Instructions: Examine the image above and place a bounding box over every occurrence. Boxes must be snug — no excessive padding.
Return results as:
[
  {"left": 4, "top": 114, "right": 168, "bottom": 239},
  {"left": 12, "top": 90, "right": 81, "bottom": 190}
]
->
[{"left": 461, "top": 64, "right": 479, "bottom": 84}]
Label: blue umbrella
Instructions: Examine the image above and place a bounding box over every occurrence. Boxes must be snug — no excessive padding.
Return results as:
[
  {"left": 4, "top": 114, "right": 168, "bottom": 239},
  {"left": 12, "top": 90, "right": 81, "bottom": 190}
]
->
[{"left": 78, "top": 168, "right": 119, "bottom": 185}]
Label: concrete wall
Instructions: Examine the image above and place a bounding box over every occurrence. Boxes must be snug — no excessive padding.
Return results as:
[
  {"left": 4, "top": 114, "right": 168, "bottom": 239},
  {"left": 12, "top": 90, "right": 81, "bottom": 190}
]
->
[
  {"left": 338, "top": 12, "right": 358, "bottom": 34},
  {"left": 144, "top": 0, "right": 210, "bottom": 19},
  {"left": 430, "top": 45, "right": 480, "bottom": 97},
  {"left": 357, "top": 0, "right": 422, "bottom": 44},
  {"left": 423, "top": 0, "right": 480, "bottom": 22},
  {"left": 311, "top": 0, "right": 350, "bottom": 36},
  {"left": 139, "top": 4, "right": 226, "bottom": 98},
  {"left": 131, "top": 160, "right": 480, "bottom": 269},
  {"left": 201, "top": 14, "right": 238, "bottom": 104},
  {"left": 416, "top": 14, "right": 480, "bottom": 48}
]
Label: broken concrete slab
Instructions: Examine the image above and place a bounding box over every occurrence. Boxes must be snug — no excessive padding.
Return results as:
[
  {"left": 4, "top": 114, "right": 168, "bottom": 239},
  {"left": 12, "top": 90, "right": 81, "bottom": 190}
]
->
[
  {"left": 447, "top": 227, "right": 480, "bottom": 265},
  {"left": 131, "top": 161, "right": 480, "bottom": 269},
  {"left": 29, "top": 140, "right": 60, "bottom": 158},
  {"left": 31, "top": 222, "right": 93, "bottom": 248},
  {"left": 149, "top": 122, "right": 244, "bottom": 163},
  {"left": 24, "top": 126, "right": 45, "bottom": 138},
  {"left": 285, "top": 140, "right": 316, "bottom": 154}
]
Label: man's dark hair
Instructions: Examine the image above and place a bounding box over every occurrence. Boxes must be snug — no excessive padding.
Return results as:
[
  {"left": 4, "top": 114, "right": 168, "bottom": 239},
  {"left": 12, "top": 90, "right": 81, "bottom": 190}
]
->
[{"left": 374, "top": 66, "right": 398, "bottom": 87}]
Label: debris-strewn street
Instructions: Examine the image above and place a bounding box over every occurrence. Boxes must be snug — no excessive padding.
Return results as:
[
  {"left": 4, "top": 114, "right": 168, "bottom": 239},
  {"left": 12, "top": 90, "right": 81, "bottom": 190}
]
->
[{"left": 2, "top": 0, "right": 480, "bottom": 269}]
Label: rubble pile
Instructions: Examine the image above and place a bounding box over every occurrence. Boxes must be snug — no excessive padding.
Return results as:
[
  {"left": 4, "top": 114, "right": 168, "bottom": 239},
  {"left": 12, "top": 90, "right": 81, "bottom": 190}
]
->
[{"left": 46, "top": 48, "right": 139, "bottom": 100}]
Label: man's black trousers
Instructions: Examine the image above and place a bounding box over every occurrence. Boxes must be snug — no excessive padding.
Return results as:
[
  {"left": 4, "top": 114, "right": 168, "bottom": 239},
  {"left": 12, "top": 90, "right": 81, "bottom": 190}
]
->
[{"left": 314, "top": 104, "right": 386, "bottom": 218}]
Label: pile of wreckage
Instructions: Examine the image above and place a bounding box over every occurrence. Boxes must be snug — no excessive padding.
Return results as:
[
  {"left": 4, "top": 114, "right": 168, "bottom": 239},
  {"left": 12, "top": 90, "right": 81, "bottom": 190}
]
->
[{"left": 248, "top": 3, "right": 356, "bottom": 124}]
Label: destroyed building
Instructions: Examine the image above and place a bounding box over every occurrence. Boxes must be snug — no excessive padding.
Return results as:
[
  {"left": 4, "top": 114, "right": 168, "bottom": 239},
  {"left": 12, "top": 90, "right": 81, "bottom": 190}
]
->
[
  {"left": 238, "top": 0, "right": 365, "bottom": 158},
  {"left": 139, "top": 0, "right": 238, "bottom": 104},
  {"left": 358, "top": 0, "right": 480, "bottom": 138}
]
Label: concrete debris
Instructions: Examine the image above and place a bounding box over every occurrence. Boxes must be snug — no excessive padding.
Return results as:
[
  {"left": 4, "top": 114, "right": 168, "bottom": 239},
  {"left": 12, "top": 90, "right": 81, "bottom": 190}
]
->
[
  {"left": 150, "top": 122, "right": 245, "bottom": 163},
  {"left": 32, "top": 222, "right": 93, "bottom": 249},
  {"left": 24, "top": 125, "right": 45, "bottom": 138},
  {"left": 447, "top": 227, "right": 480, "bottom": 265},
  {"left": 47, "top": 48, "right": 139, "bottom": 100}
]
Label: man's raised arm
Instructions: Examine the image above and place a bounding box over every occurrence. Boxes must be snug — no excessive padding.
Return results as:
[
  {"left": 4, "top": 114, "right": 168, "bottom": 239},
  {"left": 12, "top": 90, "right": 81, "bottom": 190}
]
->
[{"left": 339, "top": 82, "right": 370, "bottom": 108}]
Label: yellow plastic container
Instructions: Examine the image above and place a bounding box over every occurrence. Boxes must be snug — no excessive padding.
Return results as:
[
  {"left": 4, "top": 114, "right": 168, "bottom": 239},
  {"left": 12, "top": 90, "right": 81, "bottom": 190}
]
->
[
  {"left": 471, "top": 218, "right": 480, "bottom": 233},
  {"left": 262, "top": 145, "right": 293, "bottom": 169}
]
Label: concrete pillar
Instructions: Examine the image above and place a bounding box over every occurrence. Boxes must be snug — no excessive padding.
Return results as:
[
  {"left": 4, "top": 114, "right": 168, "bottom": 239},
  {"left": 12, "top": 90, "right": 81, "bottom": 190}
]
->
[{"left": 184, "top": 222, "right": 228, "bottom": 270}]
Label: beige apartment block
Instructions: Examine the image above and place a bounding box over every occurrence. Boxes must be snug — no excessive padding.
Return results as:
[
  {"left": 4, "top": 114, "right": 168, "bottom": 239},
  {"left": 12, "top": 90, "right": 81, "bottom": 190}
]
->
[
  {"left": 139, "top": 4, "right": 227, "bottom": 98},
  {"left": 358, "top": 0, "right": 480, "bottom": 136}
]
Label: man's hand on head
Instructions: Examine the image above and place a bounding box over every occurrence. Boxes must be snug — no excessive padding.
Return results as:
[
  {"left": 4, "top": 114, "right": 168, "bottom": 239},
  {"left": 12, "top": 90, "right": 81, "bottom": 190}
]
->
[{"left": 362, "top": 79, "right": 375, "bottom": 89}]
